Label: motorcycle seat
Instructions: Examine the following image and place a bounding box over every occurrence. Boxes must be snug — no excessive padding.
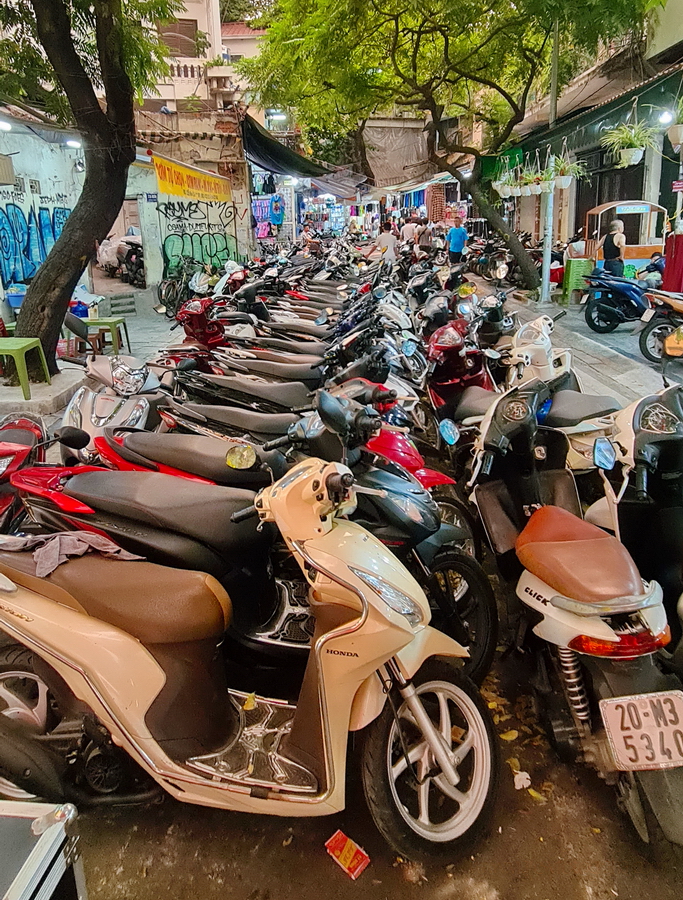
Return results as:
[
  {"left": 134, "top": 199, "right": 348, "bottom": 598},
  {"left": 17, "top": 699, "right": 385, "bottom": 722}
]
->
[
  {"left": 544, "top": 390, "right": 620, "bottom": 428},
  {"left": 230, "top": 349, "right": 324, "bottom": 366},
  {"left": 516, "top": 505, "right": 643, "bottom": 604},
  {"left": 0, "top": 428, "right": 39, "bottom": 447},
  {"left": 122, "top": 431, "right": 288, "bottom": 482},
  {"left": 268, "top": 321, "right": 333, "bottom": 339},
  {"left": 176, "top": 403, "right": 298, "bottom": 438},
  {"left": 63, "top": 472, "right": 264, "bottom": 557},
  {"left": 251, "top": 337, "right": 330, "bottom": 356},
  {"left": 214, "top": 311, "right": 254, "bottom": 324},
  {"left": 451, "top": 386, "right": 498, "bottom": 421},
  {"left": 0, "top": 551, "right": 231, "bottom": 644},
  {"left": 227, "top": 358, "right": 323, "bottom": 387},
  {"left": 192, "top": 373, "right": 312, "bottom": 409}
]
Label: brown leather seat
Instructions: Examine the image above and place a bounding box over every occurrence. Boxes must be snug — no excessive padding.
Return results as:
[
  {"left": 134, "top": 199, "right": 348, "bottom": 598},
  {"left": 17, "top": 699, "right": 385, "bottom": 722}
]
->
[
  {"left": 516, "top": 506, "right": 644, "bottom": 604},
  {"left": 0, "top": 552, "right": 231, "bottom": 644}
]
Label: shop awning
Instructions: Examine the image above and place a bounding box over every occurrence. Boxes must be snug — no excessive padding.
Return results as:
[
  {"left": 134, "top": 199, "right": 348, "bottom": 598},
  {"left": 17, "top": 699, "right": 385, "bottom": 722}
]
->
[
  {"left": 241, "top": 114, "right": 329, "bottom": 177},
  {"left": 311, "top": 170, "right": 367, "bottom": 199}
]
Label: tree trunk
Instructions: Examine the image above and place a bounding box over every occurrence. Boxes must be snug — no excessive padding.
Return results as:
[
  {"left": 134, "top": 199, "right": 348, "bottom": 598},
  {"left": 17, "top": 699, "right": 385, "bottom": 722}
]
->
[
  {"left": 464, "top": 177, "right": 540, "bottom": 290},
  {"left": 14, "top": 140, "right": 130, "bottom": 379}
]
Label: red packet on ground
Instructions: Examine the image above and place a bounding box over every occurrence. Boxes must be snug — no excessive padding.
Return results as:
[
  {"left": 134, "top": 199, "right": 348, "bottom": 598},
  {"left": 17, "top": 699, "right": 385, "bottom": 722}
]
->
[{"left": 325, "top": 829, "right": 371, "bottom": 880}]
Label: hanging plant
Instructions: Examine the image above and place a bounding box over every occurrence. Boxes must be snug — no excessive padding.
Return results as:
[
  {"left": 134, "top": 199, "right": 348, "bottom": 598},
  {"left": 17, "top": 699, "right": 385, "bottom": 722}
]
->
[
  {"left": 600, "top": 122, "right": 657, "bottom": 168},
  {"left": 551, "top": 157, "right": 588, "bottom": 189},
  {"left": 537, "top": 167, "right": 555, "bottom": 193},
  {"left": 666, "top": 97, "right": 683, "bottom": 147}
]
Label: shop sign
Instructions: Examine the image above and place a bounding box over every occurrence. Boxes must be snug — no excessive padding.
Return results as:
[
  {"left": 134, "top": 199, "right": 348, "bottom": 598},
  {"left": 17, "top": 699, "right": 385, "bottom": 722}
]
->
[
  {"left": 673, "top": 181, "right": 683, "bottom": 193},
  {"left": 616, "top": 204, "right": 650, "bottom": 214},
  {"left": 152, "top": 156, "right": 231, "bottom": 202},
  {"left": 146, "top": 193, "right": 158, "bottom": 202}
]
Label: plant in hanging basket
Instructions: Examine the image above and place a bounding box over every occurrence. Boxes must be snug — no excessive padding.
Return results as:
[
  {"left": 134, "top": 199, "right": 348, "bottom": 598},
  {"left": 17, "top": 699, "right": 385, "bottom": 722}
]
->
[
  {"left": 600, "top": 122, "right": 657, "bottom": 167},
  {"left": 537, "top": 167, "right": 555, "bottom": 192},
  {"left": 666, "top": 99, "right": 683, "bottom": 147},
  {"left": 550, "top": 157, "right": 587, "bottom": 188}
]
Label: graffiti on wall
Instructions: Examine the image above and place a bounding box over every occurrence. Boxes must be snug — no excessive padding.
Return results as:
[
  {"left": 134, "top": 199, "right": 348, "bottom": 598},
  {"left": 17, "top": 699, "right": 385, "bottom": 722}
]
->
[
  {"left": 0, "top": 187, "right": 72, "bottom": 289},
  {"left": 158, "top": 198, "right": 239, "bottom": 276}
]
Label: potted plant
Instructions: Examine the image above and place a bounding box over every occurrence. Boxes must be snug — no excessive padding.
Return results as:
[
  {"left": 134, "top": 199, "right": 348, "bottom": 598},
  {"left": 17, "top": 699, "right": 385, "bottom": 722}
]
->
[
  {"left": 519, "top": 168, "right": 539, "bottom": 196},
  {"left": 492, "top": 172, "right": 513, "bottom": 198},
  {"left": 538, "top": 167, "right": 555, "bottom": 193},
  {"left": 600, "top": 122, "right": 657, "bottom": 167},
  {"left": 667, "top": 98, "right": 683, "bottom": 147},
  {"left": 551, "top": 157, "right": 587, "bottom": 189}
]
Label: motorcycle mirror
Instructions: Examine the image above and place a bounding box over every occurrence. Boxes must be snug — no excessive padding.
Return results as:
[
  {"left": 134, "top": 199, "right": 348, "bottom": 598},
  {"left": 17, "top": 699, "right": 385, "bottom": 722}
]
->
[
  {"left": 483, "top": 348, "right": 502, "bottom": 360},
  {"left": 593, "top": 437, "right": 617, "bottom": 471},
  {"left": 175, "top": 358, "right": 196, "bottom": 372},
  {"left": 315, "top": 311, "right": 329, "bottom": 326},
  {"left": 438, "top": 418, "right": 460, "bottom": 446},
  {"left": 225, "top": 442, "right": 258, "bottom": 470},
  {"left": 373, "top": 286, "right": 387, "bottom": 300},
  {"left": 402, "top": 339, "right": 418, "bottom": 357},
  {"left": 316, "top": 391, "right": 350, "bottom": 437},
  {"left": 53, "top": 426, "right": 91, "bottom": 450}
]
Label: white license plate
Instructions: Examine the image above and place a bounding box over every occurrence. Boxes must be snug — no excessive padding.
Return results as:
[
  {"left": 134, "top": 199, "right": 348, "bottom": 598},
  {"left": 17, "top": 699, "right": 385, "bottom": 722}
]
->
[
  {"left": 580, "top": 293, "right": 589, "bottom": 305},
  {"left": 641, "top": 308, "right": 656, "bottom": 322},
  {"left": 600, "top": 691, "right": 683, "bottom": 771}
]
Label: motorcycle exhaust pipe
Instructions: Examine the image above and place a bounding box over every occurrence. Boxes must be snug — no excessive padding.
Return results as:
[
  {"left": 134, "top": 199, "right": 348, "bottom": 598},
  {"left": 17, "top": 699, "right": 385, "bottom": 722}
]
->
[{"left": 594, "top": 303, "right": 625, "bottom": 324}]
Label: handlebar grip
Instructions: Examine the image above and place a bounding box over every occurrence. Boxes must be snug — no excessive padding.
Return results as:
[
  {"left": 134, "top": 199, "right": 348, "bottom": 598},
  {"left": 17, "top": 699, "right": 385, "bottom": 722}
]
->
[
  {"left": 373, "top": 386, "right": 397, "bottom": 402},
  {"left": 635, "top": 463, "right": 649, "bottom": 501},
  {"left": 262, "top": 434, "right": 292, "bottom": 451},
  {"left": 170, "top": 320, "right": 182, "bottom": 330},
  {"left": 325, "top": 471, "right": 354, "bottom": 494},
  {"left": 356, "top": 413, "right": 381, "bottom": 432},
  {"left": 552, "top": 310, "right": 567, "bottom": 322},
  {"left": 230, "top": 505, "right": 258, "bottom": 523}
]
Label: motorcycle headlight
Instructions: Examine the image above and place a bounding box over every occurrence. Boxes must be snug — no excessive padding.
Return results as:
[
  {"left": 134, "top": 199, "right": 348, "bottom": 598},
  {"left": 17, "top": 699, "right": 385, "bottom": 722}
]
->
[
  {"left": 111, "top": 360, "right": 148, "bottom": 396},
  {"left": 0, "top": 457, "right": 13, "bottom": 476},
  {"left": 640, "top": 402, "right": 681, "bottom": 434},
  {"left": 457, "top": 302, "right": 473, "bottom": 318},
  {"left": 63, "top": 387, "right": 85, "bottom": 428},
  {"left": 122, "top": 397, "right": 150, "bottom": 427},
  {"left": 392, "top": 494, "right": 426, "bottom": 524},
  {"left": 495, "top": 264, "right": 509, "bottom": 279},
  {"left": 350, "top": 567, "right": 424, "bottom": 627}
]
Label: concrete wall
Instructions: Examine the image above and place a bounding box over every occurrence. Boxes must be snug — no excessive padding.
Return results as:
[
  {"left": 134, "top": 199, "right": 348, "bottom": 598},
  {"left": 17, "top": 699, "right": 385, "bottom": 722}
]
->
[
  {"left": 648, "top": 0, "right": 683, "bottom": 60},
  {"left": 0, "top": 130, "right": 84, "bottom": 320}
]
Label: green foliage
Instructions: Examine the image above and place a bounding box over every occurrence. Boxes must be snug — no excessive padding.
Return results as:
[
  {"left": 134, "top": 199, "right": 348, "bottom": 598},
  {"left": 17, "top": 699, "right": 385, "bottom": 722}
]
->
[
  {"left": 220, "top": 0, "right": 276, "bottom": 25},
  {"left": 551, "top": 157, "right": 588, "bottom": 178},
  {"left": 0, "top": 0, "right": 181, "bottom": 121},
  {"left": 600, "top": 121, "right": 658, "bottom": 151}
]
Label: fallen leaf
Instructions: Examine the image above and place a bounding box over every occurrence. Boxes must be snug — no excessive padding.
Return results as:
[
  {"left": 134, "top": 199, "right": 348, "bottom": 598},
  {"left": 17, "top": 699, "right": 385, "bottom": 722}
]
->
[
  {"left": 400, "top": 861, "right": 427, "bottom": 884},
  {"left": 451, "top": 725, "right": 466, "bottom": 742},
  {"left": 500, "top": 730, "right": 519, "bottom": 742},
  {"left": 243, "top": 692, "right": 257, "bottom": 711},
  {"left": 591, "top": 827, "right": 602, "bottom": 834},
  {"left": 528, "top": 788, "right": 547, "bottom": 804},
  {"left": 282, "top": 834, "right": 293, "bottom": 847},
  {"left": 505, "top": 757, "right": 520, "bottom": 772}
]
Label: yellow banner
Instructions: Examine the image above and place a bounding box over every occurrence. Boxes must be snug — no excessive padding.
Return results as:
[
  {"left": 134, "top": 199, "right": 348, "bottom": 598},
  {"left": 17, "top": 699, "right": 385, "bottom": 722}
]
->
[{"left": 153, "top": 157, "right": 231, "bottom": 203}]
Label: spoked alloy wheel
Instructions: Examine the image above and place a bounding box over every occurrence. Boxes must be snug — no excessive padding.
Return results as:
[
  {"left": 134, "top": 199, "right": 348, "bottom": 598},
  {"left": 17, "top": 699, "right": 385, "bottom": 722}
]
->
[
  {"left": 431, "top": 494, "right": 480, "bottom": 559},
  {"left": 421, "top": 550, "right": 497, "bottom": 684},
  {"left": 412, "top": 402, "right": 441, "bottom": 453},
  {"left": 639, "top": 319, "right": 676, "bottom": 364},
  {"left": 0, "top": 646, "right": 53, "bottom": 800},
  {"left": 361, "top": 660, "right": 498, "bottom": 862}
]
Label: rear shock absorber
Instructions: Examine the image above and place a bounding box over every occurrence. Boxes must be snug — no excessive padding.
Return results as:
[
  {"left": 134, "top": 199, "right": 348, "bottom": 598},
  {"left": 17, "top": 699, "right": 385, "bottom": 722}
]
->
[{"left": 557, "top": 648, "right": 591, "bottom": 723}]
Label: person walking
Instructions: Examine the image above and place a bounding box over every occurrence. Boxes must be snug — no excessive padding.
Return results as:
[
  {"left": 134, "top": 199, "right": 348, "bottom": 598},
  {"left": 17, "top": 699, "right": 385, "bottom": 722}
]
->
[
  {"left": 598, "top": 220, "right": 626, "bottom": 276},
  {"left": 446, "top": 216, "right": 468, "bottom": 263},
  {"left": 400, "top": 217, "right": 419, "bottom": 243},
  {"left": 366, "top": 221, "right": 398, "bottom": 263},
  {"left": 415, "top": 217, "right": 432, "bottom": 250}
]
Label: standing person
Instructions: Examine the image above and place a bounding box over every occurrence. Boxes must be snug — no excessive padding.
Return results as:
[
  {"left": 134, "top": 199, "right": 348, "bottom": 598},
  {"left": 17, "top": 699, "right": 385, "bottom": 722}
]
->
[
  {"left": 366, "top": 221, "right": 398, "bottom": 263},
  {"left": 446, "top": 216, "right": 468, "bottom": 264},
  {"left": 400, "top": 217, "right": 418, "bottom": 243},
  {"left": 415, "top": 217, "right": 432, "bottom": 250},
  {"left": 598, "top": 220, "right": 626, "bottom": 276}
]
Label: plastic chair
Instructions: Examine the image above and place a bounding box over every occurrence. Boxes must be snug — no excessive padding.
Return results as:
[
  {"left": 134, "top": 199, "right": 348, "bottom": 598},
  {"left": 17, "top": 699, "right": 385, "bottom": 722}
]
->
[{"left": 0, "top": 337, "right": 51, "bottom": 400}]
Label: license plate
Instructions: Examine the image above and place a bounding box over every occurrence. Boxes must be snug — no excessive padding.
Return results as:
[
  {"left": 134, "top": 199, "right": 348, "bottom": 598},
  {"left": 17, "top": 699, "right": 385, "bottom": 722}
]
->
[
  {"left": 580, "top": 293, "right": 589, "bottom": 305},
  {"left": 600, "top": 691, "right": 683, "bottom": 771},
  {"left": 641, "top": 308, "right": 656, "bottom": 322}
]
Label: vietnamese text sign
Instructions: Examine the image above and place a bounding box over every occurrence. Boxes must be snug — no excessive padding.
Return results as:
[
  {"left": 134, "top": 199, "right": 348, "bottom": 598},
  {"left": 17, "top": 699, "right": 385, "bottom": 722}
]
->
[
  {"left": 616, "top": 204, "right": 650, "bottom": 215},
  {"left": 153, "top": 157, "right": 231, "bottom": 203}
]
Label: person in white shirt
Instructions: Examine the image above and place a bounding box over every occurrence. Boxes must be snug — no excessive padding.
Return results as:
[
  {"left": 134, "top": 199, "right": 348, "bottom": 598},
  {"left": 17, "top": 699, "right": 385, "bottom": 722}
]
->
[
  {"left": 400, "top": 218, "right": 419, "bottom": 243},
  {"left": 367, "top": 221, "right": 398, "bottom": 262}
]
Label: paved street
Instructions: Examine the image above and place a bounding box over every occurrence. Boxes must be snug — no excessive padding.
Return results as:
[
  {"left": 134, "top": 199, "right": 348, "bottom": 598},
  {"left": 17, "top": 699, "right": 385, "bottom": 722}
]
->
[{"left": 70, "top": 296, "right": 683, "bottom": 900}]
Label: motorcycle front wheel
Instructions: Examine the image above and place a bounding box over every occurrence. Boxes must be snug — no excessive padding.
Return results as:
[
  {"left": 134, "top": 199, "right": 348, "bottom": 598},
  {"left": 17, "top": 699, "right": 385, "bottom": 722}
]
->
[
  {"left": 639, "top": 318, "right": 676, "bottom": 364},
  {"left": 584, "top": 298, "right": 619, "bottom": 333},
  {"left": 361, "top": 659, "right": 499, "bottom": 863}
]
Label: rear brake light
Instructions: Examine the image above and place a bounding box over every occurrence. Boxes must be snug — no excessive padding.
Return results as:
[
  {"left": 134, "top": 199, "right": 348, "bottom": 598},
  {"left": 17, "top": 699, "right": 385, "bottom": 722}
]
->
[
  {"left": 569, "top": 625, "right": 671, "bottom": 658},
  {"left": 158, "top": 410, "right": 178, "bottom": 429}
]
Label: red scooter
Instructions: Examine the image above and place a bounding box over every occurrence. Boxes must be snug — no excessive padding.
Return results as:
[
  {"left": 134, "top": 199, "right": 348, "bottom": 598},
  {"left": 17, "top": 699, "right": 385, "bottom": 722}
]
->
[
  {"left": 426, "top": 319, "right": 496, "bottom": 419},
  {"left": 0, "top": 415, "right": 47, "bottom": 532}
]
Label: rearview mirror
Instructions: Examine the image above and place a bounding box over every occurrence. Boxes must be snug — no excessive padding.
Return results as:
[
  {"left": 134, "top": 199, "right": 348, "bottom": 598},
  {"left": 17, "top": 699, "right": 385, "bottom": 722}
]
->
[
  {"left": 316, "top": 391, "right": 349, "bottom": 437},
  {"left": 593, "top": 437, "right": 617, "bottom": 471},
  {"left": 54, "top": 426, "right": 91, "bottom": 450},
  {"left": 225, "top": 442, "right": 258, "bottom": 470},
  {"left": 315, "top": 311, "right": 329, "bottom": 326},
  {"left": 176, "top": 358, "right": 196, "bottom": 372},
  {"left": 484, "top": 348, "right": 502, "bottom": 360},
  {"left": 373, "top": 286, "right": 387, "bottom": 300},
  {"left": 438, "top": 419, "right": 460, "bottom": 446},
  {"left": 402, "top": 339, "right": 418, "bottom": 358}
]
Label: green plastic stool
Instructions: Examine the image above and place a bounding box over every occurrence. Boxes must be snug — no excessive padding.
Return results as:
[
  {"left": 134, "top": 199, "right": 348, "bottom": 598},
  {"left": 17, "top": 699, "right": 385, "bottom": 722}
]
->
[
  {"left": 0, "top": 338, "right": 51, "bottom": 400},
  {"left": 562, "top": 258, "right": 595, "bottom": 304}
]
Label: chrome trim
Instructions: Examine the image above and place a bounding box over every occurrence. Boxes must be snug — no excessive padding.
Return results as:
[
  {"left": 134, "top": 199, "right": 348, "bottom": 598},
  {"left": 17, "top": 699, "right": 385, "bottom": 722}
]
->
[{"left": 550, "top": 580, "right": 663, "bottom": 618}]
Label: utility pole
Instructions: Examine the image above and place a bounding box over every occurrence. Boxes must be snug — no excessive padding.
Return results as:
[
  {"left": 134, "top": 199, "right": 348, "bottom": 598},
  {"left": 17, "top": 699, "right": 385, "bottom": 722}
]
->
[{"left": 549, "top": 19, "right": 559, "bottom": 129}]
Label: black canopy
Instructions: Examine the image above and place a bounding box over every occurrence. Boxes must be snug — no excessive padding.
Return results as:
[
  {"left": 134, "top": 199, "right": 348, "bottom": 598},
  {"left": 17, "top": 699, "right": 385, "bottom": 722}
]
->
[{"left": 241, "top": 114, "right": 328, "bottom": 177}]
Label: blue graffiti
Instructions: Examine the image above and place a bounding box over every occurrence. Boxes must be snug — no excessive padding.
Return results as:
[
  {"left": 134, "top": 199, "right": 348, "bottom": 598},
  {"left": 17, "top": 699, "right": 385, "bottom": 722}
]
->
[{"left": 0, "top": 204, "right": 71, "bottom": 289}]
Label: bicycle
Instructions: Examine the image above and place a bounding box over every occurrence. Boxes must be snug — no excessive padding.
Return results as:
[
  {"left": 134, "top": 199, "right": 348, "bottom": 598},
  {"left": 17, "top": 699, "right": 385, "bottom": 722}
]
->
[{"left": 157, "top": 257, "right": 204, "bottom": 319}]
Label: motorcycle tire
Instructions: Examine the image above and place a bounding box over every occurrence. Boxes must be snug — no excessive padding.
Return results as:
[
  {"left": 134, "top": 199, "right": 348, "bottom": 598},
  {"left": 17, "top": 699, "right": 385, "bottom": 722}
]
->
[
  {"left": 638, "top": 777, "right": 683, "bottom": 867},
  {"left": 360, "top": 659, "right": 499, "bottom": 863},
  {"left": 434, "top": 251, "right": 448, "bottom": 266},
  {"left": 639, "top": 318, "right": 676, "bottom": 364},
  {"left": 430, "top": 492, "right": 481, "bottom": 559},
  {"left": 418, "top": 550, "right": 497, "bottom": 685},
  {"left": 584, "top": 298, "right": 619, "bottom": 333}
]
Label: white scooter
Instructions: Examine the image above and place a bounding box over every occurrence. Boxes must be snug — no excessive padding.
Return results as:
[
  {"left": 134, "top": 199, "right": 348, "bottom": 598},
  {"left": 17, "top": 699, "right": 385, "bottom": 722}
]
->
[{"left": 0, "top": 393, "right": 498, "bottom": 863}]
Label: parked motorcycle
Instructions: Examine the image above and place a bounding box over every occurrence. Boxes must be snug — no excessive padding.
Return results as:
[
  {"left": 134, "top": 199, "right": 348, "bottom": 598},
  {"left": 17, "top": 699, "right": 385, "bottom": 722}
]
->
[
  {"left": 637, "top": 289, "right": 683, "bottom": 364},
  {"left": 582, "top": 272, "right": 651, "bottom": 334},
  {"left": 0, "top": 404, "right": 498, "bottom": 861}
]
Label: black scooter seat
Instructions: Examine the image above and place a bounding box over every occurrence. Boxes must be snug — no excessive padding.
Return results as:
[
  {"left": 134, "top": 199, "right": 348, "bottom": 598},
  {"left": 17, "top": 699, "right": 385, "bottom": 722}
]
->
[
  {"left": 544, "top": 390, "right": 621, "bottom": 428},
  {"left": 64, "top": 471, "right": 263, "bottom": 556},
  {"left": 194, "top": 374, "right": 312, "bottom": 409},
  {"left": 122, "top": 432, "right": 287, "bottom": 483},
  {"left": 268, "top": 321, "right": 333, "bottom": 339},
  {"left": 179, "top": 403, "right": 298, "bottom": 438},
  {"left": 229, "top": 358, "right": 322, "bottom": 387},
  {"left": 451, "top": 386, "right": 498, "bottom": 420}
]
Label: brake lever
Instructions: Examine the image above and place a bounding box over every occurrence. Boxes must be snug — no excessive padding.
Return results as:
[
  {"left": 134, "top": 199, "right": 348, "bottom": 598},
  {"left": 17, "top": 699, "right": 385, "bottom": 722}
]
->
[{"left": 353, "top": 485, "right": 388, "bottom": 497}]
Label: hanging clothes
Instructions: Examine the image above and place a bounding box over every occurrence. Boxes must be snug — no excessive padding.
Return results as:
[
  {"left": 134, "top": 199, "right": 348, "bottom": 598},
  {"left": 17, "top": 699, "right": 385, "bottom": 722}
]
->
[
  {"left": 269, "top": 193, "right": 285, "bottom": 226},
  {"left": 427, "top": 183, "right": 446, "bottom": 223},
  {"left": 263, "top": 173, "right": 276, "bottom": 194}
]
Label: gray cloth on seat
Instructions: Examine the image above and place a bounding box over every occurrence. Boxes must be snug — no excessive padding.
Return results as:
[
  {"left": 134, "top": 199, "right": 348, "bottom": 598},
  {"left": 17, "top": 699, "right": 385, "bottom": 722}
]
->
[{"left": 0, "top": 532, "right": 144, "bottom": 577}]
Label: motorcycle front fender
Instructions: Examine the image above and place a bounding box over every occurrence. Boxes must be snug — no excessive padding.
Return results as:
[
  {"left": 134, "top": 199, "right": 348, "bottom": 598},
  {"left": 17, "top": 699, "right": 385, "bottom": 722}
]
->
[
  {"left": 413, "top": 466, "right": 456, "bottom": 488},
  {"left": 348, "top": 626, "right": 468, "bottom": 731}
]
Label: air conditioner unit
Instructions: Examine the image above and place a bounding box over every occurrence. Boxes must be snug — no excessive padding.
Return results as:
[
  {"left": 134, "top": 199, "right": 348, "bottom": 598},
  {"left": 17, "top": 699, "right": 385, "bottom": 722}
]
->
[{"left": 0, "top": 154, "right": 14, "bottom": 186}]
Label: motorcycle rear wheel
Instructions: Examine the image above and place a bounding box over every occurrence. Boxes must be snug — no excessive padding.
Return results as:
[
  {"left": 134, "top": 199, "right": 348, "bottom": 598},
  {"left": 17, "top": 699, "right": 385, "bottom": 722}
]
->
[
  {"left": 584, "top": 298, "right": 619, "bottom": 333},
  {"left": 360, "top": 659, "right": 498, "bottom": 862},
  {"left": 639, "top": 318, "right": 676, "bottom": 364}
]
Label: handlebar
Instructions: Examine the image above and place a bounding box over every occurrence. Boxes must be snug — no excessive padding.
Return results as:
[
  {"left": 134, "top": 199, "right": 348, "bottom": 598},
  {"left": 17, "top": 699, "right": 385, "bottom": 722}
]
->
[
  {"left": 262, "top": 434, "right": 292, "bottom": 451},
  {"left": 326, "top": 471, "right": 354, "bottom": 496},
  {"left": 230, "top": 504, "right": 258, "bottom": 523},
  {"left": 552, "top": 310, "right": 567, "bottom": 322},
  {"left": 59, "top": 356, "right": 87, "bottom": 367},
  {"left": 635, "top": 463, "right": 649, "bottom": 501}
]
